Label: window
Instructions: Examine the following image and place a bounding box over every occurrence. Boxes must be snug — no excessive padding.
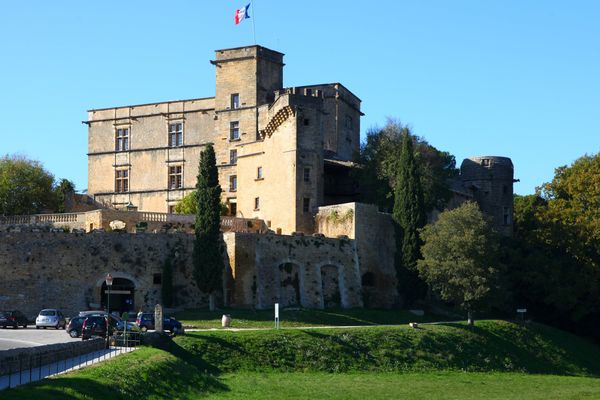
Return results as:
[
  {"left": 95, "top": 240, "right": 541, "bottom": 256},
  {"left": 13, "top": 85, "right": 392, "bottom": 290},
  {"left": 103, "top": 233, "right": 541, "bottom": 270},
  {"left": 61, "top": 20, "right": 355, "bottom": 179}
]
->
[
  {"left": 229, "top": 175, "right": 237, "bottom": 192},
  {"left": 169, "top": 123, "right": 183, "bottom": 147},
  {"left": 230, "top": 121, "right": 240, "bottom": 140},
  {"left": 345, "top": 115, "right": 353, "bottom": 129},
  {"left": 231, "top": 93, "right": 240, "bottom": 109},
  {"left": 503, "top": 207, "right": 511, "bottom": 225},
  {"left": 153, "top": 273, "right": 162, "bottom": 285},
  {"left": 254, "top": 197, "right": 260, "bottom": 210},
  {"left": 482, "top": 159, "right": 490, "bottom": 167},
  {"left": 304, "top": 118, "right": 310, "bottom": 126},
  {"left": 303, "top": 167, "right": 311, "bottom": 182},
  {"left": 115, "top": 128, "right": 129, "bottom": 152},
  {"left": 503, "top": 185, "right": 508, "bottom": 195},
  {"left": 229, "top": 201, "right": 237, "bottom": 216},
  {"left": 115, "top": 170, "right": 129, "bottom": 193},
  {"left": 303, "top": 197, "right": 310, "bottom": 213},
  {"left": 169, "top": 166, "right": 183, "bottom": 189},
  {"left": 230, "top": 149, "right": 238, "bottom": 165},
  {"left": 257, "top": 166, "right": 263, "bottom": 179},
  {"left": 168, "top": 205, "right": 177, "bottom": 214}
]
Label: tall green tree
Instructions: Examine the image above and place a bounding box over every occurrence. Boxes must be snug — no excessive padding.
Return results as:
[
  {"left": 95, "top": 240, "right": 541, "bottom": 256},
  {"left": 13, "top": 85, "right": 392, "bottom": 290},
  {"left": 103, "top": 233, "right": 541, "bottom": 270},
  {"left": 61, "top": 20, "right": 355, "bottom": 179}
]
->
[
  {"left": 192, "top": 144, "right": 224, "bottom": 311},
  {"left": 0, "top": 155, "right": 56, "bottom": 215},
  {"left": 418, "top": 201, "right": 500, "bottom": 325},
  {"left": 393, "top": 130, "right": 427, "bottom": 304},
  {"left": 356, "top": 120, "right": 457, "bottom": 213}
]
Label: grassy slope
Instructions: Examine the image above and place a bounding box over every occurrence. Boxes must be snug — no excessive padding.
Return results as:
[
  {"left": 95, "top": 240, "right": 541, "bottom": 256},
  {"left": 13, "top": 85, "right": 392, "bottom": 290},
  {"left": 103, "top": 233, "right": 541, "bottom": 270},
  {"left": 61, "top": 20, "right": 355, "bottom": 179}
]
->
[
  {"left": 172, "top": 320, "right": 600, "bottom": 376},
  {"left": 3, "top": 320, "right": 600, "bottom": 399},
  {"left": 210, "top": 372, "right": 600, "bottom": 400},
  {"left": 173, "top": 308, "right": 446, "bottom": 329}
]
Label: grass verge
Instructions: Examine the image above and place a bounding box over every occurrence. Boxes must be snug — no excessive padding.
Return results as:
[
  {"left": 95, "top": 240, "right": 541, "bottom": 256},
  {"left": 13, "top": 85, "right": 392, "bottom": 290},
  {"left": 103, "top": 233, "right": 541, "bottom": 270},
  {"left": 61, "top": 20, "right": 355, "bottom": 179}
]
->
[{"left": 174, "top": 307, "right": 445, "bottom": 329}]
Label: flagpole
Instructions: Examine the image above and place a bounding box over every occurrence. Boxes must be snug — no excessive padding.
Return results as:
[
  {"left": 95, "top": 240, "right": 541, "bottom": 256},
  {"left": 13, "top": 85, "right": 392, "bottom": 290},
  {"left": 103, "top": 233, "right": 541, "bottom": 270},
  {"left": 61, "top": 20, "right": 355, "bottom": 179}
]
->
[{"left": 251, "top": 1, "right": 256, "bottom": 44}]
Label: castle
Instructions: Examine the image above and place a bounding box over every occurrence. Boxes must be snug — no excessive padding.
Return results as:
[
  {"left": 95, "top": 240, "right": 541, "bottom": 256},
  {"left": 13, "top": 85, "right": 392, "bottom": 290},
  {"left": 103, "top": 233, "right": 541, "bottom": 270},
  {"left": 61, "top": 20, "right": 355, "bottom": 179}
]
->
[{"left": 0, "top": 45, "right": 514, "bottom": 317}]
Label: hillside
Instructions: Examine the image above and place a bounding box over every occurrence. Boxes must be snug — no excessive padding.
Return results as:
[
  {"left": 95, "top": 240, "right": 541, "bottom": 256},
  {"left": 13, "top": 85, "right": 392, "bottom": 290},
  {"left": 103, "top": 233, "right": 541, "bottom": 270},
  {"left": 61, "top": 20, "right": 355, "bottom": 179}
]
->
[{"left": 2, "top": 320, "right": 600, "bottom": 399}]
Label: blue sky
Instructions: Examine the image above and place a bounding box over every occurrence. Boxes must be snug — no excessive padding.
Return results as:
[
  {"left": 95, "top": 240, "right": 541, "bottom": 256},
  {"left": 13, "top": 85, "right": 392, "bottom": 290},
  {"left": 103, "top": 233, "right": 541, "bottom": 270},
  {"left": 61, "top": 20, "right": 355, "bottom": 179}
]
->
[{"left": 1, "top": 1, "right": 598, "bottom": 195}]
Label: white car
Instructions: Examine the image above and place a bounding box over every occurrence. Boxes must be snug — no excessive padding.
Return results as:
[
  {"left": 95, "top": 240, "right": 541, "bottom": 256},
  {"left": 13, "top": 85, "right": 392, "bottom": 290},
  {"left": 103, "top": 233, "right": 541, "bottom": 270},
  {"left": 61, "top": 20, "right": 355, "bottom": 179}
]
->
[{"left": 35, "top": 309, "right": 66, "bottom": 329}]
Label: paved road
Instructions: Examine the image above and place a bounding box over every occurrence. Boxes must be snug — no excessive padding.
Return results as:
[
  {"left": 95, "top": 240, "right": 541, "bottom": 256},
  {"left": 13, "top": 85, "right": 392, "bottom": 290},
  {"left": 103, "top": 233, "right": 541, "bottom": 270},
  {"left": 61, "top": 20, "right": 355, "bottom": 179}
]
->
[{"left": 0, "top": 327, "right": 79, "bottom": 351}]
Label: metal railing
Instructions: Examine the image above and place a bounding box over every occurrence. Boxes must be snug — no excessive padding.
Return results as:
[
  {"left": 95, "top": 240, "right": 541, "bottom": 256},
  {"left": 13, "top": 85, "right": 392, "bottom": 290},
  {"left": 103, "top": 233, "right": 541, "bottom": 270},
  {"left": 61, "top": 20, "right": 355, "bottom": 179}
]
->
[{"left": 0, "top": 333, "right": 141, "bottom": 391}]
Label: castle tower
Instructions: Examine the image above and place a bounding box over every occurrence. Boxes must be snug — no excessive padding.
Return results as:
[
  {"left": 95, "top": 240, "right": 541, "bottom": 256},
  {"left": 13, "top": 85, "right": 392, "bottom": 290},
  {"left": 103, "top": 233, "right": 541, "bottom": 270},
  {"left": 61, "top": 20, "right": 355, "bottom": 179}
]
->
[{"left": 460, "top": 156, "right": 514, "bottom": 236}]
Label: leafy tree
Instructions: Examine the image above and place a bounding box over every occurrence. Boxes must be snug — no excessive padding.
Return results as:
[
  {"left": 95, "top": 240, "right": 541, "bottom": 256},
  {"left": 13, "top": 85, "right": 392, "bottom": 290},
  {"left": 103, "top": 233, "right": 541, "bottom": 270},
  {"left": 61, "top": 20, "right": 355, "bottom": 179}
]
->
[
  {"left": 356, "top": 120, "right": 457, "bottom": 213},
  {"left": 0, "top": 154, "right": 56, "bottom": 215},
  {"left": 392, "top": 131, "right": 428, "bottom": 305},
  {"left": 503, "top": 153, "right": 600, "bottom": 341},
  {"left": 54, "top": 178, "right": 75, "bottom": 213},
  {"left": 418, "top": 201, "right": 500, "bottom": 325},
  {"left": 175, "top": 190, "right": 228, "bottom": 216},
  {"left": 192, "top": 144, "right": 224, "bottom": 311}
]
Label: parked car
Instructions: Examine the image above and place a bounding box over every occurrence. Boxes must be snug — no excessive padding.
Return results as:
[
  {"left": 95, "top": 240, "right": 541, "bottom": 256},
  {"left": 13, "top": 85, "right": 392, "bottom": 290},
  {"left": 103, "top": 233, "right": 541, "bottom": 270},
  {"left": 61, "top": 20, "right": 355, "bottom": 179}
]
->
[
  {"left": 78, "top": 310, "right": 108, "bottom": 317},
  {"left": 0, "top": 310, "right": 28, "bottom": 329},
  {"left": 66, "top": 316, "right": 87, "bottom": 338},
  {"left": 116, "top": 320, "right": 140, "bottom": 332},
  {"left": 35, "top": 309, "right": 66, "bottom": 329},
  {"left": 135, "top": 313, "right": 184, "bottom": 334},
  {"left": 81, "top": 315, "right": 119, "bottom": 340}
]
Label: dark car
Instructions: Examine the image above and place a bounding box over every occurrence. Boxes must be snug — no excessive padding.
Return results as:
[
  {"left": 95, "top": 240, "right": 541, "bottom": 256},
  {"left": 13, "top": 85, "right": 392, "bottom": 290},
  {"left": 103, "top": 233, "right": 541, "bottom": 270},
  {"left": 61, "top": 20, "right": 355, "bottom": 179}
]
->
[
  {"left": 136, "top": 313, "right": 184, "bottom": 334},
  {"left": 66, "top": 316, "right": 87, "bottom": 338},
  {"left": 0, "top": 310, "right": 28, "bottom": 329},
  {"left": 81, "top": 315, "right": 119, "bottom": 340}
]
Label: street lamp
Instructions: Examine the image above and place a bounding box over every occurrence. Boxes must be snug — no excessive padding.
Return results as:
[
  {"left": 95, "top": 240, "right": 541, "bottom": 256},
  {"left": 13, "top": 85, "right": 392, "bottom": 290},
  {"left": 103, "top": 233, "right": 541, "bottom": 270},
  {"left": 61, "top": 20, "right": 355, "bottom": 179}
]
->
[{"left": 105, "top": 273, "right": 113, "bottom": 347}]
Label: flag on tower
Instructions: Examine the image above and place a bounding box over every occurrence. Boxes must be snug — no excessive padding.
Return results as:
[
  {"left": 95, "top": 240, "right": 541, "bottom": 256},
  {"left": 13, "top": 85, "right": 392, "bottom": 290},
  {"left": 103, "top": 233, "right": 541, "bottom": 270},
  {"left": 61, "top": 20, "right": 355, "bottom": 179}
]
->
[{"left": 235, "top": 4, "right": 251, "bottom": 25}]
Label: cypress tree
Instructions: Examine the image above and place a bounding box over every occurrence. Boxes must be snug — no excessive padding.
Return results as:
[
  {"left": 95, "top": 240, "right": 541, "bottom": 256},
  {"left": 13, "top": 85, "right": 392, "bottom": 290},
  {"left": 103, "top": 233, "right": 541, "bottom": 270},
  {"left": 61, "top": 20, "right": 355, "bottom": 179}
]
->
[
  {"left": 393, "top": 131, "right": 427, "bottom": 304},
  {"left": 192, "top": 144, "right": 223, "bottom": 311}
]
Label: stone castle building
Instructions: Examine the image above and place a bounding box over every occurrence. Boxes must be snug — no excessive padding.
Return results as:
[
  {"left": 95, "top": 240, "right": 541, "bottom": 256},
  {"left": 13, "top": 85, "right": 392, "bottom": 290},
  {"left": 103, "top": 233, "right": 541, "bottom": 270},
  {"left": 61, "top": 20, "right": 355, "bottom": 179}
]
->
[
  {"left": 0, "top": 45, "right": 515, "bottom": 318},
  {"left": 87, "top": 45, "right": 361, "bottom": 235}
]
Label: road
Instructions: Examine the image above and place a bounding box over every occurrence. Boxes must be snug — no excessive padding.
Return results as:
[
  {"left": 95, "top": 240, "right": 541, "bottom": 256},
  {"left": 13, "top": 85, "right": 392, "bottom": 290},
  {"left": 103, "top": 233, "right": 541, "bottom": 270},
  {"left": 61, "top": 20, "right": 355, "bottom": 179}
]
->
[{"left": 0, "top": 327, "right": 80, "bottom": 351}]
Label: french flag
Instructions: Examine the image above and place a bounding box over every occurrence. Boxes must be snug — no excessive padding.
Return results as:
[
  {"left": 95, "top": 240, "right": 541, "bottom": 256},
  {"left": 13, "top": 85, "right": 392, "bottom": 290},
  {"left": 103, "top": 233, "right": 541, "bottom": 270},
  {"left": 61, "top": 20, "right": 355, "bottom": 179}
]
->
[{"left": 235, "top": 4, "right": 250, "bottom": 25}]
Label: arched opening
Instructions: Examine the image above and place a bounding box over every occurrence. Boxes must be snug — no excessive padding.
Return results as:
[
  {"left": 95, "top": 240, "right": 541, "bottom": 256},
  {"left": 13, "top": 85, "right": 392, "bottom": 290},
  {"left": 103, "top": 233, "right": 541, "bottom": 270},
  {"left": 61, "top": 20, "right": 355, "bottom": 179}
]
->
[
  {"left": 278, "top": 262, "right": 301, "bottom": 307},
  {"left": 321, "top": 265, "right": 341, "bottom": 308},
  {"left": 100, "top": 277, "right": 135, "bottom": 315}
]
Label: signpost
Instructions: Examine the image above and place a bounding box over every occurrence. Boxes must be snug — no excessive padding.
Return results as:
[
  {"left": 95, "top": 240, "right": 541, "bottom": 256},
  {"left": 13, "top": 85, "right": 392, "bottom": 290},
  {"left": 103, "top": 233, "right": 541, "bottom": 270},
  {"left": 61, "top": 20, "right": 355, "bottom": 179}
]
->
[
  {"left": 517, "top": 308, "right": 527, "bottom": 321},
  {"left": 105, "top": 273, "right": 113, "bottom": 348},
  {"left": 274, "top": 303, "right": 280, "bottom": 330}
]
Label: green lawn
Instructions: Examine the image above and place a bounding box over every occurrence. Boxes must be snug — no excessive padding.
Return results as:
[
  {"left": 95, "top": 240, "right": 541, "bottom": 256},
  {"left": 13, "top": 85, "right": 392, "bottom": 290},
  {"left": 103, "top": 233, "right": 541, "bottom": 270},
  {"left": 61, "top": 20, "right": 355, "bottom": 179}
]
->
[
  {"left": 3, "top": 320, "right": 600, "bottom": 399},
  {"left": 209, "top": 372, "right": 600, "bottom": 400},
  {"left": 173, "top": 307, "right": 446, "bottom": 329}
]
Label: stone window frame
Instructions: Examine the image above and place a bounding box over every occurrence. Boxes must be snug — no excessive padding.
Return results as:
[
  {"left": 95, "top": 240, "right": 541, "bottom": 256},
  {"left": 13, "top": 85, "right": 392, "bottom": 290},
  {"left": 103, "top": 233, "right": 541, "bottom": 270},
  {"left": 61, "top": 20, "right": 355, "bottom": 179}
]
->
[
  {"left": 168, "top": 165, "right": 183, "bottom": 190},
  {"left": 115, "top": 127, "right": 129, "bottom": 152},
  {"left": 115, "top": 169, "right": 129, "bottom": 193},
  {"left": 231, "top": 93, "right": 240, "bottom": 109},
  {"left": 229, "top": 175, "right": 237, "bottom": 192},
  {"left": 230, "top": 121, "right": 240, "bottom": 141},
  {"left": 168, "top": 122, "right": 183, "bottom": 147},
  {"left": 503, "top": 207, "right": 511, "bottom": 226},
  {"left": 302, "top": 197, "right": 310, "bottom": 213},
  {"left": 230, "top": 149, "right": 238, "bottom": 165},
  {"left": 254, "top": 196, "right": 260, "bottom": 211},
  {"left": 303, "top": 167, "right": 311, "bottom": 183},
  {"left": 256, "top": 166, "right": 263, "bottom": 180}
]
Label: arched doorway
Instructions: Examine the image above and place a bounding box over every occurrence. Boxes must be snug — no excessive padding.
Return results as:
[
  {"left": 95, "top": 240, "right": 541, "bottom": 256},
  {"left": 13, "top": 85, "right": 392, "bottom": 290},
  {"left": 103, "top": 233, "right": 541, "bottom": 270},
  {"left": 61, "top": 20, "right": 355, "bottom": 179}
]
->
[
  {"left": 321, "top": 265, "right": 341, "bottom": 308},
  {"left": 278, "top": 262, "right": 301, "bottom": 307},
  {"left": 100, "top": 278, "right": 135, "bottom": 314}
]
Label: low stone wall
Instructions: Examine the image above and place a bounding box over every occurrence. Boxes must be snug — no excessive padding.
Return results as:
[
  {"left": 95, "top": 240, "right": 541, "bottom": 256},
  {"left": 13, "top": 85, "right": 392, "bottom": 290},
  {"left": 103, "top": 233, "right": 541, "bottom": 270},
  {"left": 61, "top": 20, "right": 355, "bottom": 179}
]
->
[{"left": 0, "top": 338, "right": 105, "bottom": 376}]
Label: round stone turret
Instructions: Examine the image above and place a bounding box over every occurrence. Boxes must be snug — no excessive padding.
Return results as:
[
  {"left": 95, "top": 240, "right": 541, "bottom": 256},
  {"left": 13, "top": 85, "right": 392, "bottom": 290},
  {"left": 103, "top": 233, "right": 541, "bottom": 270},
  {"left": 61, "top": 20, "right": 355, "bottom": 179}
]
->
[{"left": 460, "top": 156, "right": 514, "bottom": 236}]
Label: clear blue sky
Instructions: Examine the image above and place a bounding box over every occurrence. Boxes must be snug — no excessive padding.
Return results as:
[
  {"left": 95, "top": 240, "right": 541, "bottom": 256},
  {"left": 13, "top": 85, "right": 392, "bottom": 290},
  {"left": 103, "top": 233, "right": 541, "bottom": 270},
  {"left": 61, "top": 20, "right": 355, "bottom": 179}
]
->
[{"left": 1, "top": 1, "right": 598, "bottom": 195}]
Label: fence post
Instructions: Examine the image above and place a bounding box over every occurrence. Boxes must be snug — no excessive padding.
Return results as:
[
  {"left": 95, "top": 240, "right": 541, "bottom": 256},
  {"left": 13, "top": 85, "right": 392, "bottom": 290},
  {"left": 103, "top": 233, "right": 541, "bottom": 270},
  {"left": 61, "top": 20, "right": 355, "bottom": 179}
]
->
[
  {"left": 19, "top": 356, "right": 22, "bottom": 385},
  {"left": 29, "top": 354, "right": 32, "bottom": 384}
]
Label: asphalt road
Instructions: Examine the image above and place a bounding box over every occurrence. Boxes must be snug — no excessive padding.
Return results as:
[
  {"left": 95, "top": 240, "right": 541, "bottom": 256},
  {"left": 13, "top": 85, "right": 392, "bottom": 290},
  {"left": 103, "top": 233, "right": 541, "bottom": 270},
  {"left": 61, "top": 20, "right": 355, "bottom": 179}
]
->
[{"left": 0, "top": 327, "right": 80, "bottom": 351}]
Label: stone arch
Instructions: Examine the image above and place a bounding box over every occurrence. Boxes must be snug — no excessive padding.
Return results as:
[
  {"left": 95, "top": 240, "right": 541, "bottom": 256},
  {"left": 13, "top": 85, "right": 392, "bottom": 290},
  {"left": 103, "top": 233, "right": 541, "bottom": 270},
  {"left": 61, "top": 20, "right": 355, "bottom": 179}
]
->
[
  {"left": 96, "top": 273, "right": 139, "bottom": 315},
  {"left": 276, "top": 260, "right": 304, "bottom": 308},
  {"left": 316, "top": 261, "right": 345, "bottom": 309}
]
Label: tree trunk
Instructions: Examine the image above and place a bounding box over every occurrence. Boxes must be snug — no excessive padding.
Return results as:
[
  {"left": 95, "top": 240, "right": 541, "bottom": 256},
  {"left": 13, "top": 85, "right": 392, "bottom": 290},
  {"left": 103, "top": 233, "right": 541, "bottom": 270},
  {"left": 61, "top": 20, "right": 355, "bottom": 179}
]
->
[
  {"left": 467, "top": 310, "right": 474, "bottom": 326},
  {"left": 209, "top": 293, "right": 216, "bottom": 311}
]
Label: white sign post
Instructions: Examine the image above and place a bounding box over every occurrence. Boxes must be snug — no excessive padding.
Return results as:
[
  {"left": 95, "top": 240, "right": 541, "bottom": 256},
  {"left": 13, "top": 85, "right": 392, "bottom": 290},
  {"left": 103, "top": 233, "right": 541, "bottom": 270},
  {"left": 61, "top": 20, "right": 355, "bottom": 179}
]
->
[
  {"left": 516, "top": 308, "right": 527, "bottom": 321},
  {"left": 274, "top": 303, "right": 280, "bottom": 330}
]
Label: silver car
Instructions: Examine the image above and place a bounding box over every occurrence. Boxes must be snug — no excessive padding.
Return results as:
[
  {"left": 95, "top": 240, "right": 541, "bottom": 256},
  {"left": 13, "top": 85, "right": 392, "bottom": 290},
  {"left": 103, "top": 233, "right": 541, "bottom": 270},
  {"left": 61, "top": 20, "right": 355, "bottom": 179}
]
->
[{"left": 35, "top": 309, "right": 66, "bottom": 329}]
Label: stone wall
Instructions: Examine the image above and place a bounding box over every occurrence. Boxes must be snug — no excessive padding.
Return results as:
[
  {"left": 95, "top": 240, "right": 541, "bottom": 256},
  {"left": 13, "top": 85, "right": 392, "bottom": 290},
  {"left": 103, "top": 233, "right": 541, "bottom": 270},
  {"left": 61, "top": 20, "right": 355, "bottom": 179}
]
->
[
  {"left": 0, "top": 338, "right": 105, "bottom": 376},
  {"left": 226, "top": 232, "right": 363, "bottom": 309},
  {"left": 0, "top": 229, "right": 204, "bottom": 319}
]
